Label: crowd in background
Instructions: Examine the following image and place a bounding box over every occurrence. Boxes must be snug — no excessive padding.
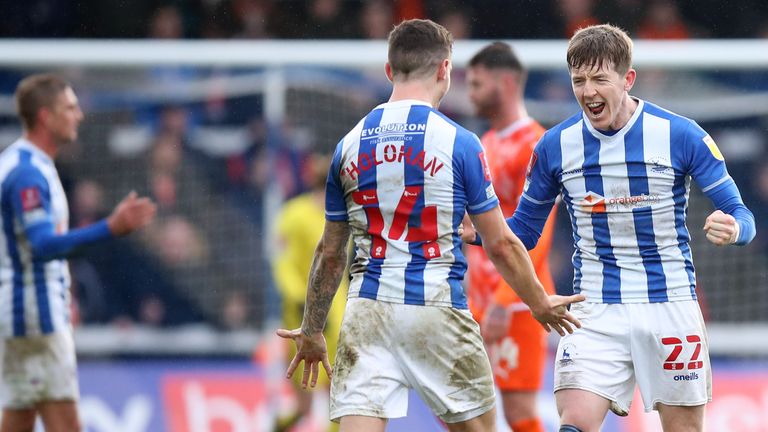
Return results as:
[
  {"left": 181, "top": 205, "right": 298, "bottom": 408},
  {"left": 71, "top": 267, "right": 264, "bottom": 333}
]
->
[
  {"left": 1, "top": 0, "right": 768, "bottom": 40},
  {"left": 0, "top": 0, "right": 766, "bottom": 331}
]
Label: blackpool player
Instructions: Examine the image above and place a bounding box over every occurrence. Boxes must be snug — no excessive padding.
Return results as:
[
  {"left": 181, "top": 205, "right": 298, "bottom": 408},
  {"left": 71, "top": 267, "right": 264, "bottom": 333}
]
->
[
  {"left": 480, "top": 25, "right": 756, "bottom": 432},
  {"left": 277, "top": 19, "right": 584, "bottom": 432},
  {"left": 0, "top": 74, "right": 156, "bottom": 432},
  {"left": 464, "top": 42, "right": 557, "bottom": 432}
]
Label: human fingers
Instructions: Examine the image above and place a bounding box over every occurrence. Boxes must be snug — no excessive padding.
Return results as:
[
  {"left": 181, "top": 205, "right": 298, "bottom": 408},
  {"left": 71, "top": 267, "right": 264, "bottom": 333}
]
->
[
  {"left": 285, "top": 354, "right": 301, "bottom": 379},
  {"left": 301, "top": 360, "right": 312, "bottom": 389},
  {"left": 550, "top": 321, "right": 565, "bottom": 337},
  {"left": 310, "top": 359, "right": 320, "bottom": 388},
  {"left": 565, "top": 311, "right": 582, "bottom": 329},
  {"left": 276, "top": 328, "right": 299, "bottom": 340},
  {"left": 322, "top": 355, "right": 333, "bottom": 379}
]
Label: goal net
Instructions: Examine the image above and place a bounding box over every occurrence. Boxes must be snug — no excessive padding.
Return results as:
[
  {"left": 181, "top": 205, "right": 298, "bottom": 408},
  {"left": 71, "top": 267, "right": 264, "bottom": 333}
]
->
[{"left": 0, "top": 39, "right": 765, "bottom": 356}]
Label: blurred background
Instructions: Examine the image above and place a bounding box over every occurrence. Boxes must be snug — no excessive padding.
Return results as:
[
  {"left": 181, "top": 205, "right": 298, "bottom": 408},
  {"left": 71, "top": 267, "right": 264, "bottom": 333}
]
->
[{"left": 0, "top": 0, "right": 766, "bottom": 431}]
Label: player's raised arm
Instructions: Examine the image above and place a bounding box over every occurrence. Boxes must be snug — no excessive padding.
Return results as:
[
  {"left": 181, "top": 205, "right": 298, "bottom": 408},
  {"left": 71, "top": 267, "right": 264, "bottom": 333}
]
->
[
  {"left": 277, "top": 220, "right": 350, "bottom": 388},
  {"left": 469, "top": 206, "right": 584, "bottom": 336}
]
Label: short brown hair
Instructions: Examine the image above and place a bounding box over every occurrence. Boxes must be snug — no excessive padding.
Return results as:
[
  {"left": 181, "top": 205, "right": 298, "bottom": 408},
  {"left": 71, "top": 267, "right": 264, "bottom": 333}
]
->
[
  {"left": 388, "top": 19, "right": 453, "bottom": 81},
  {"left": 567, "top": 24, "right": 633, "bottom": 75},
  {"left": 15, "top": 73, "right": 71, "bottom": 130},
  {"left": 469, "top": 41, "right": 527, "bottom": 86}
]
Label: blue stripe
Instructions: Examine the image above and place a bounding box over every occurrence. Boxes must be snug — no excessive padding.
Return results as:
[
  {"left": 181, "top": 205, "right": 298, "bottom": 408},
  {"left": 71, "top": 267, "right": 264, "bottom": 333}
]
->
[
  {"left": 582, "top": 130, "right": 622, "bottom": 303},
  {"left": 672, "top": 174, "right": 697, "bottom": 298},
  {"left": 403, "top": 106, "right": 431, "bottom": 305},
  {"left": 449, "top": 133, "right": 468, "bottom": 308},
  {"left": 34, "top": 260, "right": 52, "bottom": 333},
  {"left": 358, "top": 108, "right": 385, "bottom": 300},
  {"left": 561, "top": 192, "right": 582, "bottom": 294},
  {"left": 624, "top": 125, "right": 668, "bottom": 302},
  {"left": 1, "top": 183, "right": 25, "bottom": 336}
]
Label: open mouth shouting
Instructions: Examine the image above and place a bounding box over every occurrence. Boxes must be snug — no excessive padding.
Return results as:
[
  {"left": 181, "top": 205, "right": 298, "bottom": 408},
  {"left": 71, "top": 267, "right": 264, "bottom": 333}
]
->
[{"left": 586, "top": 101, "right": 605, "bottom": 117}]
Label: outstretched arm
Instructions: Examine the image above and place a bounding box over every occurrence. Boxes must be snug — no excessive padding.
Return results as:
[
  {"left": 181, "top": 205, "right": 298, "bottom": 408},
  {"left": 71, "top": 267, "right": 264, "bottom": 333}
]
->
[
  {"left": 277, "top": 220, "right": 351, "bottom": 388},
  {"left": 470, "top": 206, "right": 584, "bottom": 335}
]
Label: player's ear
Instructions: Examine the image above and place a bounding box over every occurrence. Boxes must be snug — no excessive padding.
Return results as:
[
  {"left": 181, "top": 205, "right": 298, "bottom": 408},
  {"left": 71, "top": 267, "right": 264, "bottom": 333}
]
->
[
  {"left": 437, "top": 59, "right": 451, "bottom": 81},
  {"left": 384, "top": 62, "right": 394, "bottom": 83},
  {"left": 623, "top": 68, "right": 636, "bottom": 92}
]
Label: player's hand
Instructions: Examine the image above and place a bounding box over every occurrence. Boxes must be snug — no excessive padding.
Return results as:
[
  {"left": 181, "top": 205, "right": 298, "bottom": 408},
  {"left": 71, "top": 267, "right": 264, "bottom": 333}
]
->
[
  {"left": 107, "top": 191, "right": 157, "bottom": 236},
  {"left": 460, "top": 214, "right": 479, "bottom": 245},
  {"left": 481, "top": 303, "right": 511, "bottom": 344},
  {"left": 703, "top": 210, "right": 739, "bottom": 246},
  {"left": 530, "top": 294, "right": 586, "bottom": 336},
  {"left": 276, "top": 328, "right": 332, "bottom": 389}
]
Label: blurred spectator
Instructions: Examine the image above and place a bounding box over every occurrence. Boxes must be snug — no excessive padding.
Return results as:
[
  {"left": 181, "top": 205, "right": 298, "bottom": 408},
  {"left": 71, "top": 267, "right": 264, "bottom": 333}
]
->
[
  {"left": 301, "top": 0, "right": 356, "bottom": 38},
  {"left": 435, "top": 4, "right": 473, "bottom": 40},
  {"left": 358, "top": 0, "right": 394, "bottom": 39},
  {"left": 601, "top": 0, "right": 645, "bottom": 35},
  {"left": 148, "top": 4, "right": 185, "bottom": 39},
  {"left": 637, "top": 0, "right": 692, "bottom": 39},
  {"left": 71, "top": 179, "right": 107, "bottom": 227},
  {"left": 150, "top": 215, "right": 209, "bottom": 268},
  {"left": 555, "top": 0, "right": 601, "bottom": 38},
  {"left": 220, "top": 290, "right": 249, "bottom": 330},
  {"left": 138, "top": 294, "right": 167, "bottom": 327},
  {"left": 232, "top": 0, "right": 274, "bottom": 38}
]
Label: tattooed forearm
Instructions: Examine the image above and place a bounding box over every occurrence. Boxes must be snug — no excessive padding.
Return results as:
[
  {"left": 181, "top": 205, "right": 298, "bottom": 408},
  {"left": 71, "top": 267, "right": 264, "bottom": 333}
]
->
[{"left": 301, "top": 221, "right": 350, "bottom": 335}]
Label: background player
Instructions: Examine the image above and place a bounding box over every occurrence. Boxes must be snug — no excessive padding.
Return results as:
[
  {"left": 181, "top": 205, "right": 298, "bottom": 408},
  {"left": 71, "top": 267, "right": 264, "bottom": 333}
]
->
[
  {"left": 464, "top": 41, "right": 557, "bottom": 432},
  {"left": 272, "top": 150, "right": 347, "bottom": 432},
  {"left": 0, "top": 73, "right": 156, "bottom": 432},
  {"left": 492, "top": 25, "right": 756, "bottom": 432},
  {"left": 277, "top": 19, "right": 584, "bottom": 432}
]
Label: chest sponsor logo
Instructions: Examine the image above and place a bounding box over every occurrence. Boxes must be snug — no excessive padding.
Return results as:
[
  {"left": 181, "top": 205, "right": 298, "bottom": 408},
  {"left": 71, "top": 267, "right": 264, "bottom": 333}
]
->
[{"left": 581, "top": 191, "right": 660, "bottom": 213}]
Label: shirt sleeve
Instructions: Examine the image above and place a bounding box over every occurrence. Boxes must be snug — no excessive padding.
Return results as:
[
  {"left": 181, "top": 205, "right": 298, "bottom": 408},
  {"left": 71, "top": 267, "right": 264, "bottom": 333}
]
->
[
  {"left": 462, "top": 134, "right": 499, "bottom": 214},
  {"left": 683, "top": 121, "right": 755, "bottom": 246},
  {"left": 7, "top": 165, "right": 112, "bottom": 260},
  {"left": 508, "top": 137, "right": 560, "bottom": 250},
  {"left": 325, "top": 140, "right": 348, "bottom": 221}
]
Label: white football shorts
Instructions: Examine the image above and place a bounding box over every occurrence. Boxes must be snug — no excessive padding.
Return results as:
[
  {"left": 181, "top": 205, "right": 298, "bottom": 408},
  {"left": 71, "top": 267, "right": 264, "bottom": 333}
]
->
[
  {"left": 554, "top": 300, "right": 711, "bottom": 414},
  {"left": 330, "top": 297, "right": 495, "bottom": 423},
  {"left": 1, "top": 331, "right": 80, "bottom": 409}
]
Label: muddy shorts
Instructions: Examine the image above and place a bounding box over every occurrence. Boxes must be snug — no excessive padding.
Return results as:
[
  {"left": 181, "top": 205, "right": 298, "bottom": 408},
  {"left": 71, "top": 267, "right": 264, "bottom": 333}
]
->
[
  {"left": 1, "top": 331, "right": 80, "bottom": 409},
  {"left": 329, "top": 297, "right": 495, "bottom": 423}
]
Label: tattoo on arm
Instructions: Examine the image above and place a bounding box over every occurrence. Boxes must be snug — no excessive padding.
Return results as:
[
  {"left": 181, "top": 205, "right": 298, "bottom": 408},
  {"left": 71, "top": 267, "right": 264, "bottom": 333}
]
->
[{"left": 301, "top": 221, "right": 351, "bottom": 335}]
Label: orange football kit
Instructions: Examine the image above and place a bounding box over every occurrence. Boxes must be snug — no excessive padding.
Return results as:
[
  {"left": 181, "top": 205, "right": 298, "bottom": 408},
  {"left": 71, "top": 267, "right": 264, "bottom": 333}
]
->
[{"left": 466, "top": 118, "right": 557, "bottom": 391}]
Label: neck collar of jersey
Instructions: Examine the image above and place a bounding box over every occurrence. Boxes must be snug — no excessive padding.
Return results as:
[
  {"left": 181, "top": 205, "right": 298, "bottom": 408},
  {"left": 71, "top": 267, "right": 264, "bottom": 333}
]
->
[
  {"left": 582, "top": 97, "right": 644, "bottom": 141},
  {"left": 15, "top": 137, "right": 54, "bottom": 165},
  {"left": 377, "top": 99, "right": 433, "bottom": 110},
  {"left": 495, "top": 117, "right": 533, "bottom": 139}
]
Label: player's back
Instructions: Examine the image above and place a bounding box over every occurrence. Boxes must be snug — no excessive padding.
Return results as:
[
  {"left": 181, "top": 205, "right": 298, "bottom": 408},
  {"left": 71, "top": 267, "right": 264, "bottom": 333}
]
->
[
  {"left": 0, "top": 139, "right": 71, "bottom": 338},
  {"left": 326, "top": 100, "right": 498, "bottom": 309}
]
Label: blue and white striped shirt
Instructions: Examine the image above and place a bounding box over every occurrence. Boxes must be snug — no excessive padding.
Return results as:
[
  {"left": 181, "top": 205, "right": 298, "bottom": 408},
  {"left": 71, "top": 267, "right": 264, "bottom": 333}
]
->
[
  {"left": 511, "top": 99, "right": 755, "bottom": 303},
  {"left": 326, "top": 100, "right": 498, "bottom": 309}
]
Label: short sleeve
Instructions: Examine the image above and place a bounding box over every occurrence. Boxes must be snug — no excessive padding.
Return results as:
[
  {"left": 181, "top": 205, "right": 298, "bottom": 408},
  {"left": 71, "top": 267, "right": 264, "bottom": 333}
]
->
[
  {"left": 684, "top": 121, "right": 732, "bottom": 193},
  {"left": 325, "top": 140, "right": 348, "bottom": 221},
  {"left": 462, "top": 134, "right": 499, "bottom": 214},
  {"left": 521, "top": 135, "right": 559, "bottom": 206},
  {"left": 6, "top": 165, "right": 53, "bottom": 230}
]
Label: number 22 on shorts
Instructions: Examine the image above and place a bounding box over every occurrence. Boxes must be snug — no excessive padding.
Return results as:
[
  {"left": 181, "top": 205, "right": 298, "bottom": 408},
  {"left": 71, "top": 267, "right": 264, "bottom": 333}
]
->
[
  {"left": 353, "top": 187, "right": 439, "bottom": 260},
  {"left": 661, "top": 335, "right": 704, "bottom": 371}
]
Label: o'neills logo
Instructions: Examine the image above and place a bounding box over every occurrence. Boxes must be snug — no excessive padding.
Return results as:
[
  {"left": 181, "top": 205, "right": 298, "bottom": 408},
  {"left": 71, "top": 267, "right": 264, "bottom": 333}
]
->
[{"left": 581, "top": 191, "right": 660, "bottom": 213}]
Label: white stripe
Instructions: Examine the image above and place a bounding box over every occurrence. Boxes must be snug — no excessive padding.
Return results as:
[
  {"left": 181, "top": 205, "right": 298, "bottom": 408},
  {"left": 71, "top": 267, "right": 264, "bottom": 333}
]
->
[
  {"left": 643, "top": 114, "right": 694, "bottom": 299},
  {"left": 560, "top": 121, "right": 604, "bottom": 302},
  {"left": 373, "top": 105, "right": 411, "bottom": 302},
  {"left": 521, "top": 193, "right": 556, "bottom": 205},
  {"left": 421, "top": 112, "right": 456, "bottom": 305},
  {"left": 701, "top": 175, "right": 732, "bottom": 193},
  {"left": 341, "top": 119, "right": 365, "bottom": 296},
  {"left": 598, "top": 133, "right": 648, "bottom": 301}
]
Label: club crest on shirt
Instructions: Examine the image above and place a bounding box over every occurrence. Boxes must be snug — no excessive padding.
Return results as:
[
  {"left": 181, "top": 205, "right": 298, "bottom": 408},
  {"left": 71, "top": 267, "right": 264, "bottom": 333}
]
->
[
  {"left": 703, "top": 135, "right": 724, "bottom": 161},
  {"left": 20, "top": 187, "right": 42, "bottom": 211}
]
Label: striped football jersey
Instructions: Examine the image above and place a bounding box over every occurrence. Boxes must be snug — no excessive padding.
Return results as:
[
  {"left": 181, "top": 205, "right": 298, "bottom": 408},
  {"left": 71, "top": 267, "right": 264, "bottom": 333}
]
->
[
  {"left": 519, "top": 99, "right": 741, "bottom": 303},
  {"left": 0, "top": 139, "right": 71, "bottom": 337},
  {"left": 326, "top": 99, "right": 499, "bottom": 309}
]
